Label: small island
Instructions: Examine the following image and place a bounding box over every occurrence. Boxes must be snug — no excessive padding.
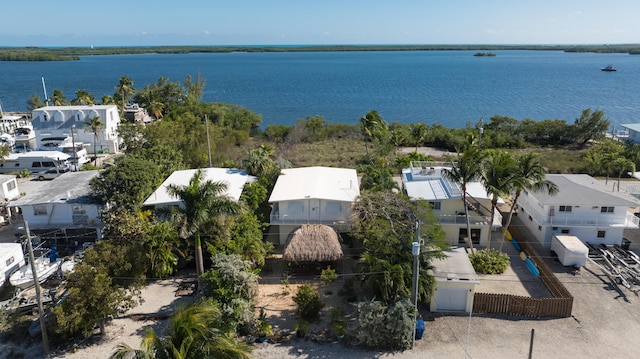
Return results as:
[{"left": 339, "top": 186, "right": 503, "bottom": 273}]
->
[{"left": 473, "top": 52, "right": 496, "bottom": 57}]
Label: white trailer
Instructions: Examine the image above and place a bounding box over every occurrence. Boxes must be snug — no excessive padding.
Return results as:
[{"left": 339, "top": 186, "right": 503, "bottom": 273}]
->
[
  {"left": 551, "top": 234, "right": 588, "bottom": 267},
  {"left": 0, "top": 243, "right": 25, "bottom": 287}
]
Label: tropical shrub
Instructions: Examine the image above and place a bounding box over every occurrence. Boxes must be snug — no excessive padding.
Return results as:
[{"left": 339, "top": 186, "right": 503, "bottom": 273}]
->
[
  {"left": 320, "top": 266, "right": 338, "bottom": 284},
  {"left": 352, "top": 298, "right": 416, "bottom": 351},
  {"left": 469, "top": 248, "right": 510, "bottom": 274},
  {"left": 200, "top": 254, "right": 259, "bottom": 329},
  {"left": 292, "top": 284, "right": 324, "bottom": 321}
]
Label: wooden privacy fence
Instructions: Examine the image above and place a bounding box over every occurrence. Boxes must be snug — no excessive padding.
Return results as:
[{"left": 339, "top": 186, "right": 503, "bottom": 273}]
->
[
  {"left": 473, "top": 226, "right": 574, "bottom": 318},
  {"left": 473, "top": 292, "right": 573, "bottom": 318}
]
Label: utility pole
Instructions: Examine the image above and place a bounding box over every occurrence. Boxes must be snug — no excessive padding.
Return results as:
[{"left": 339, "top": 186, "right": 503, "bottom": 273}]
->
[
  {"left": 71, "top": 124, "right": 77, "bottom": 171},
  {"left": 25, "top": 221, "right": 49, "bottom": 355},
  {"left": 205, "top": 115, "right": 212, "bottom": 167},
  {"left": 411, "top": 220, "right": 421, "bottom": 349}
]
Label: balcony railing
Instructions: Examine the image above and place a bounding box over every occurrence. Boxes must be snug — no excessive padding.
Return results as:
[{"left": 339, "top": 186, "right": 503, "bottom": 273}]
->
[
  {"left": 436, "top": 213, "right": 492, "bottom": 226},
  {"left": 269, "top": 211, "right": 350, "bottom": 225},
  {"left": 545, "top": 212, "right": 639, "bottom": 228}
]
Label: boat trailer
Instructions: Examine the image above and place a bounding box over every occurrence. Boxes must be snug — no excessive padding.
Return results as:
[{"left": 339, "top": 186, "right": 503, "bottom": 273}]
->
[{"left": 586, "top": 243, "right": 640, "bottom": 294}]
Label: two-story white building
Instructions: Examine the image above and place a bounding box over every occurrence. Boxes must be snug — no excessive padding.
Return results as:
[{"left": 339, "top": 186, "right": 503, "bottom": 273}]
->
[
  {"left": 401, "top": 162, "right": 502, "bottom": 247},
  {"left": 31, "top": 105, "right": 122, "bottom": 153},
  {"left": 517, "top": 174, "right": 640, "bottom": 248},
  {"left": 268, "top": 166, "right": 360, "bottom": 245},
  {"left": 9, "top": 170, "right": 103, "bottom": 248}
]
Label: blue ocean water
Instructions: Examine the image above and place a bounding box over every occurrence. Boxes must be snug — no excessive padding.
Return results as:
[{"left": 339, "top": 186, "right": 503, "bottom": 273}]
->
[{"left": 0, "top": 50, "right": 639, "bottom": 128}]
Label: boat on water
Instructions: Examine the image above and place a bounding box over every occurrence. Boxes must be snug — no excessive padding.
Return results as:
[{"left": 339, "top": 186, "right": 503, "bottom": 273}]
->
[
  {"left": 9, "top": 256, "right": 61, "bottom": 290},
  {"left": 601, "top": 65, "right": 617, "bottom": 72}
]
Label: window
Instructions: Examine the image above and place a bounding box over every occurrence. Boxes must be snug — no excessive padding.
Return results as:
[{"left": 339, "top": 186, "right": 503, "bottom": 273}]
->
[
  {"left": 73, "top": 205, "right": 89, "bottom": 225},
  {"left": 42, "top": 161, "right": 55, "bottom": 167},
  {"left": 7, "top": 180, "right": 16, "bottom": 191},
  {"left": 33, "top": 205, "right": 47, "bottom": 216},
  {"left": 288, "top": 201, "right": 303, "bottom": 213},
  {"left": 528, "top": 215, "right": 532, "bottom": 221},
  {"left": 325, "top": 201, "right": 341, "bottom": 213},
  {"left": 600, "top": 206, "right": 614, "bottom": 213},
  {"left": 597, "top": 230, "right": 606, "bottom": 238},
  {"left": 561, "top": 229, "right": 570, "bottom": 234},
  {"left": 5, "top": 256, "right": 14, "bottom": 267},
  {"left": 559, "top": 206, "right": 572, "bottom": 212},
  {"left": 538, "top": 225, "right": 542, "bottom": 231},
  {"left": 428, "top": 201, "right": 442, "bottom": 210},
  {"left": 32, "top": 162, "right": 42, "bottom": 168}
]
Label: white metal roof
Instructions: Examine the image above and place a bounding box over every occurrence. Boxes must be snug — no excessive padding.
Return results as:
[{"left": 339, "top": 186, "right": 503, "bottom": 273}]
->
[
  {"left": 533, "top": 174, "right": 639, "bottom": 207},
  {"left": 268, "top": 166, "right": 360, "bottom": 203},
  {"left": 4, "top": 151, "right": 70, "bottom": 161},
  {"left": 402, "top": 166, "right": 499, "bottom": 202},
  {"left": 143, "top": 168, "right": 250, "bottom": 207}
]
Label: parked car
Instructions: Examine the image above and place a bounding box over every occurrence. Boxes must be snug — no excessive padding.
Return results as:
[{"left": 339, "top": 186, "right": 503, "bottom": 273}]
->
[{"left": 37, "top": 167, "right": 70, "bottom": 181}]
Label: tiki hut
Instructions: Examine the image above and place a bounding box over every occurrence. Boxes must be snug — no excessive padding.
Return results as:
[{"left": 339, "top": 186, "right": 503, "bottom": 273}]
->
[{"left": 283, "top": 224, "right": 343, "bottom": 263}]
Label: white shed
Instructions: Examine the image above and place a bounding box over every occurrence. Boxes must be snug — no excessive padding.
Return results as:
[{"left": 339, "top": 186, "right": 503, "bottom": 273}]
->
[{"left": 430, "top": 246, "right": 479, "bottom": 313}]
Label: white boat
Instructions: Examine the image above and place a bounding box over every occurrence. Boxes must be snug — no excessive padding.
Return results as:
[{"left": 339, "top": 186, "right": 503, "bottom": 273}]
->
[
  {"left": 60, "top": 258, "right": 76, "bottom": 276},
  {"left": 9, "top": 256, "right": 61, "bottom": 290},
  {"left": 57, "top": 140, "right": 89, "bottom": 166},
  {"left": 39, "top": 135, "right": 69, "bottom": 150},
  {"left": 14, "top": 125, "right": 36, "bottom": 141},
  {"left": 0, "top": 243, "right": 25, "bottom": 287},
  {"left": 0, "top": 133, "right": 16, "bottom": 148}
]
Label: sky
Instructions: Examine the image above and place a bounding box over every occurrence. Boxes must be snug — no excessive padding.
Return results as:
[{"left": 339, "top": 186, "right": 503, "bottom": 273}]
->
[{"left": 2, "top": 1, "right": 639, "bottom": 47}]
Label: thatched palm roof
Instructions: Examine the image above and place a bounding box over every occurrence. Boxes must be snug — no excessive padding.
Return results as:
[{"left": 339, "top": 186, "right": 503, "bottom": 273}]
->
[{"left": 283, "top": 224, "right": 343, "bottom": 262}]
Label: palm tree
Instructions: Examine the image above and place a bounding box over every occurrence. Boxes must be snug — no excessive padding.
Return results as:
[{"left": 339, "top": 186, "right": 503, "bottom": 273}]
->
[
  {"left": 110, "top": 301, "right": 252, "bottom": 359},
  {"left": 389, "top": 128, "right": 405, "bottom": 156},
  {"left": 115, "top": 75, "right": 135, "bottom": 114},
  {"left": 167, "top": 169, "right": 241, "bottom": 278},
  {"left": 480, "top": 150, "right": 517, "bottom": 248},
  {"left": 611, "top": 156, "right": 635, "bottom": 192},
  {"left": 442, "top": 135, "right": 483, "bottom": 254},
  {"left": 72, "top": 88, "right": 95, "bottom": 105},
  {"left": 50, "top": 89, "right": 67, "bottom": 106},
  {"left": 410, "top": 123, "right": 428, "bottom": 152},
  {"left": 84, "top": 115, "right": 104, "bottom": 166},
  {"left": 242, "top": 145, "right": 275, "bottom": 177},
  {"left": 498, "top": 153, "right": 559, "bottom": 251},
  {"left": 360, "top": 110, "right": 387, "bottom": 155}
]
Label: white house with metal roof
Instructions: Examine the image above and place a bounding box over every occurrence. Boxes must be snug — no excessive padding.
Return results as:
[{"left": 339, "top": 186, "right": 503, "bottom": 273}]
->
[
  {"left": 517, "top": 174, "right": 640, "bottom": 248},
  {"left": 143, "top": 168, "right": 250, "bottom": 210},
  {"left": 268, "top": 166, "right": 360, "bottom": 245},
  {"left": 620, "top": 123, "right": 640, "bottom": 143},
  {"left": 402, "top": 162, "right": 502, "bottom": 247},
  {"left": 9, "top": 171, "right": 103, "bottom": 246},
  {"left": 31, "top": 105, "right": 122, "bottom": 153}
]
